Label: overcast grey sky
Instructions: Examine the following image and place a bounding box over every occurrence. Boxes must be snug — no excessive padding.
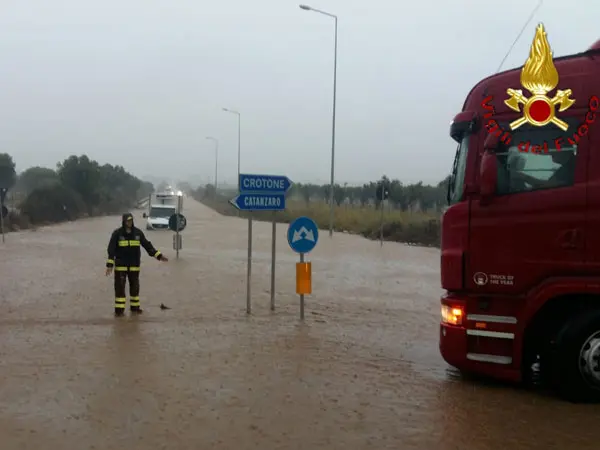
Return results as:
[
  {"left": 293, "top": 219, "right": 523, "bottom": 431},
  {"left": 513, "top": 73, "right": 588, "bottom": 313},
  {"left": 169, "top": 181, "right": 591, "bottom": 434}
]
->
[{"left": 0, "top": 0, "right": 597, "bottom": 186}]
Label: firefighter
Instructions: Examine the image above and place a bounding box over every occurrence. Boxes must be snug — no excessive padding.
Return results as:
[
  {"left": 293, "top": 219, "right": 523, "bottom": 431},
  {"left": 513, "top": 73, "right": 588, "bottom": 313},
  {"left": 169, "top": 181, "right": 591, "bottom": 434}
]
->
[{"left": 105, "top": 212, "right": 168, "bottom": 316}]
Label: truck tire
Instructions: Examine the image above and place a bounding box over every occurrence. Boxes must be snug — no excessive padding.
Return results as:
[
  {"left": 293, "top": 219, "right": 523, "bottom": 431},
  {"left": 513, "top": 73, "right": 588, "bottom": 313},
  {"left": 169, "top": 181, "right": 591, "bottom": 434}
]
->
[{"left": 550, "top": 309, "right": 600, "bottom": 403}]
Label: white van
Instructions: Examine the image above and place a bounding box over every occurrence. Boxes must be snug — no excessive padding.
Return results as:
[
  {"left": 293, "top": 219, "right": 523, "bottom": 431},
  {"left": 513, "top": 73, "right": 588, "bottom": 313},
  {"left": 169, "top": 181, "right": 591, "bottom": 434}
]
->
[{"left": 143, "top": 204, "right": 176, "bottom": 230}]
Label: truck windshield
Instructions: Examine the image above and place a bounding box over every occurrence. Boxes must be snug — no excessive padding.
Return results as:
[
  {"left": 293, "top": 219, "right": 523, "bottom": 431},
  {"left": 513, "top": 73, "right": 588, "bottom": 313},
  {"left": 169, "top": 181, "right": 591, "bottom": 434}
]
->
[
  {"left": 149, "top": 207, "right": 174, "bottom": 218},
  {"left": 447, "top": 133, "right": 470, "bottom": 205}
]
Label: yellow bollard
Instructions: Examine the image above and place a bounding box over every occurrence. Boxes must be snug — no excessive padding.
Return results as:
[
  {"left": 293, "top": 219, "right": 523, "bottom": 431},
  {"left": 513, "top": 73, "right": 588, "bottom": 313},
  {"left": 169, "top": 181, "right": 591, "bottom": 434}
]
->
[{"left": 296, "top": 262, "right": 312, "bottom": 295}]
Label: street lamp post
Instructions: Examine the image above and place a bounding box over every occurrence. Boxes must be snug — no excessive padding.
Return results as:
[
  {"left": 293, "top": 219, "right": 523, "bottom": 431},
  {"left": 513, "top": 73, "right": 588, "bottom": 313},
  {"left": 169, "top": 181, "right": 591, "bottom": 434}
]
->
[
  {"left": 222, "top": 108, "right": 241, "bottom": 191},
  {"left": 205, "top": 136, "right": 219, "bottom": 195},
  {"left": 223, "top": 108, "right": 250, "bottom": 311},
  {"left": 299, "top": 4, "right": 338, "bottom": 238}
]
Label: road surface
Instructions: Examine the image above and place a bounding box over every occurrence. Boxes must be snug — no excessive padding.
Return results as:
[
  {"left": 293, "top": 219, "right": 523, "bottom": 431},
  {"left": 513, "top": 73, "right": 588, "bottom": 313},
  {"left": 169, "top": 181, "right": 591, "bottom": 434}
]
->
[{"left": 1, "top": 198, "right": 599, "bottom": 449}]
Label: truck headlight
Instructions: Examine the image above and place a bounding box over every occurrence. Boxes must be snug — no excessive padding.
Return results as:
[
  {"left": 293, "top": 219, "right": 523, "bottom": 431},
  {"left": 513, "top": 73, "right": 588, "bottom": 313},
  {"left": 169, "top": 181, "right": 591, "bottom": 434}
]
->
[{"left": 441, "top": 304, "right": 464, "bottom": 326}]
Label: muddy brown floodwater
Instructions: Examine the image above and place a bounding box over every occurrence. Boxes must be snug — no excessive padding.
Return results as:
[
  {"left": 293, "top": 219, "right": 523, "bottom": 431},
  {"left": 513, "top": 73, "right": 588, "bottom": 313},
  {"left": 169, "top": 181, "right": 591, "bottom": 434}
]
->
[{"left": 1, "top": 199, "right": 600, "bottom": 449}]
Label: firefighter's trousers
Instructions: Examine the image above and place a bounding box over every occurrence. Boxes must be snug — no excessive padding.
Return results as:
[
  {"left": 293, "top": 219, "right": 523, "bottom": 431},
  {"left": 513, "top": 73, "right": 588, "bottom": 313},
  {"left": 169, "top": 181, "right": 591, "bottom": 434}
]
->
[{"left": 114, "top": 267, "right": 141, "bottom": 310}]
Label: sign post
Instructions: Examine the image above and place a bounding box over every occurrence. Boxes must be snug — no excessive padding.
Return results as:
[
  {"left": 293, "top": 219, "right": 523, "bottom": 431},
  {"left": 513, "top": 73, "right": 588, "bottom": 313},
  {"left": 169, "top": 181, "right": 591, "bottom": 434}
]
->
[
  {"left": 230, "top": 173, "right": 292, "bottom": 314},
  {"left": 176, "top": 194, "right": 182, "bottom": 259},
  {"left": 377, "top": 181, "right": 389, "bottom": 247},
  {"left": 270, "top": 212, "right": 276, "bottom": 311},
  {"left": 0, "top": 188, "right": 7, "bottom": 244},
  {"left": 379, "top": 193, "right": 385, "bottom": 247},
  {"left": 168, "top": 196, "right": 187, "bottom": 259},
  {"left": 287, "top": 216, "right": 319, "bottom": 320}
]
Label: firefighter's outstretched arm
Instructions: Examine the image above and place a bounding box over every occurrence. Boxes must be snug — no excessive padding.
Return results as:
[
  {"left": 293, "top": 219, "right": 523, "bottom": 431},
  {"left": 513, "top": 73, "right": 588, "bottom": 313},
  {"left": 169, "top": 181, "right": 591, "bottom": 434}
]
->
[
  {"left": 140, "top": 231, "right": 168, "bottom": 262},
  {"left": 106, "top": 230, "right": 118, "bottom": 276}
]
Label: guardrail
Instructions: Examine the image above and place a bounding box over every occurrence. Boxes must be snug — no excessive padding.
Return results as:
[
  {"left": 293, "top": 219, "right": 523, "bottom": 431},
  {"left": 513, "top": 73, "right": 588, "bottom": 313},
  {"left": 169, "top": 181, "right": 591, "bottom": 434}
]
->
[{"left": 135, "top": 198, "right": 150, "bottom": 209}]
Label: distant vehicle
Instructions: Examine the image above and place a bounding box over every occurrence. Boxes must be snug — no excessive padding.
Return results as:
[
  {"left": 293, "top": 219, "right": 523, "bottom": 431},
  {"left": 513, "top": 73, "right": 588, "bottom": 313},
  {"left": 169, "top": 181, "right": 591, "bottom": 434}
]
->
[
  {"left": 143, "top": 192, "right": 181, "bottom": 230},
  {"left": 163, "top": 185, "right": 183, "bottom": 197}
]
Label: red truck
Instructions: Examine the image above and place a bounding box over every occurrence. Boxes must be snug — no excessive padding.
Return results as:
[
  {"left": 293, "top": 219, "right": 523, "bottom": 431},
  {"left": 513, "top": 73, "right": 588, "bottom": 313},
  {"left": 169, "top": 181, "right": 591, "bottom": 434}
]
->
[{"left": 439, "top": 26, "right": 600, "bottom": 402}]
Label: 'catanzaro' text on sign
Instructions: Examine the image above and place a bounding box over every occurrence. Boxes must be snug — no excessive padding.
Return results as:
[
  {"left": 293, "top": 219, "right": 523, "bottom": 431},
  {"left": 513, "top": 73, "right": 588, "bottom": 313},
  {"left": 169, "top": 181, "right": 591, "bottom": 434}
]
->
[{"left": 243, "top": 195, "right": 282, "bottom": 207}]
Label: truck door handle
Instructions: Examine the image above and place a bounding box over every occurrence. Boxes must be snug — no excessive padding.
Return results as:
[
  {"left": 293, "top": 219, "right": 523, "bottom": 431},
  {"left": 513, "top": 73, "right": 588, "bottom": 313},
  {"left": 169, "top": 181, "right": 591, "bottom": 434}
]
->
[{"left": 559, "top": 228, "right": 581, "bottom": 249}]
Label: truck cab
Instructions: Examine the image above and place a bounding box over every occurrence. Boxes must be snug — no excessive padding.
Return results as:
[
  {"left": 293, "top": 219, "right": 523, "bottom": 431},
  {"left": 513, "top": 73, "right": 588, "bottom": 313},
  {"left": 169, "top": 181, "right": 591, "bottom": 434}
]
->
[
  {"left": 144, "top": 204, "right": 176, "bottom": 230},
  {"left": 439, "top": 32, "right": 600, "bottom": 402}
]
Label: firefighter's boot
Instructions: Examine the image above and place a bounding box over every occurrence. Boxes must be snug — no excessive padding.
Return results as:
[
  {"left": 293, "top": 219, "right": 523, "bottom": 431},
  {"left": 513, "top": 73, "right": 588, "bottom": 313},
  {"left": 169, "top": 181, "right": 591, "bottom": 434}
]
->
[
  {"left": 114, "top": 308, "right": 125, "bottom": 317},
  {"left": 130, "top": 306, "right": 143, "bottom": 314}
]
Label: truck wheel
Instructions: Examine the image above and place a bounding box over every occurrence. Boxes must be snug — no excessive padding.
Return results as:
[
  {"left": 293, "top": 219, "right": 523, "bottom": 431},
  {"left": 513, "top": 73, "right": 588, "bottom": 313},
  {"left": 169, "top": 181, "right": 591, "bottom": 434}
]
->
[{"left": 550, "top": 310, "right": 600, "bottom": 403}]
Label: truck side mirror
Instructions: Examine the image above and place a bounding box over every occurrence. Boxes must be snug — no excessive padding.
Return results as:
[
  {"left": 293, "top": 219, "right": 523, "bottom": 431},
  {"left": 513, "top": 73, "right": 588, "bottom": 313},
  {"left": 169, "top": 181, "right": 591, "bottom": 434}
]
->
[
  {"left": 480, "top": 150, "right": 497, "bottom": 203},
  {"left": 142, "top": 213, "right": 147, "bottom": 219}
]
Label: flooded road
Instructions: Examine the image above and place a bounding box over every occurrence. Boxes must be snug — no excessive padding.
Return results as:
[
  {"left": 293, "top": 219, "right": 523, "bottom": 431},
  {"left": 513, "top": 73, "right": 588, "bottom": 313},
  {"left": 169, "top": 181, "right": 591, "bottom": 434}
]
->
[{"left": 1, "top": 198, "right": 599, "bottom": 449}]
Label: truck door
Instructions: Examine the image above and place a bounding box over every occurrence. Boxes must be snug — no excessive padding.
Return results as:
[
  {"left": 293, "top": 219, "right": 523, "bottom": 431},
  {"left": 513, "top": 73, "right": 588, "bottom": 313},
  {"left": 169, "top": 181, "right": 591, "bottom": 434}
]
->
[
  {"left": 468, "top": 117, "right": 589, "bottom": 296},
  {"left": 583, "top": 115, "right": 600, "bottom": 268}
]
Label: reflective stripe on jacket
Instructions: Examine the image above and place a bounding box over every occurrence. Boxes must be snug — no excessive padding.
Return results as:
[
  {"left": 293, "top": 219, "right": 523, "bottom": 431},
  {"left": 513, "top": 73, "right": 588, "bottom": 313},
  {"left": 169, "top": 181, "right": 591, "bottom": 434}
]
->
[{"left": 106, "top": 226, "right": 161, "bottom": 268}]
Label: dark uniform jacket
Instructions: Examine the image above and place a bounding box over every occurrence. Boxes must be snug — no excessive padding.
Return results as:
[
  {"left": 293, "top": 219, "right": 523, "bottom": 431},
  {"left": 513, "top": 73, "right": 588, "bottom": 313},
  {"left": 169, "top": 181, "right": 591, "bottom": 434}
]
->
[{"left": 106, "top": 213, "right": 163, "bottom": 271}]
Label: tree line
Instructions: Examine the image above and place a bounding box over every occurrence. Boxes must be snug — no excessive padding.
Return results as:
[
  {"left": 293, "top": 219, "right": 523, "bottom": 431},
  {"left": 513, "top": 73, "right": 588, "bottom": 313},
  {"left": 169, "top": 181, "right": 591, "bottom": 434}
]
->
[
  {"left": 197, "top": 175, "right": 450, "bottom": 213},
  {"left": 0, "top": 152, "right": 153, "bottom": 228},
  {"left": 193, "top": 175, "right": 448, "bottom": 247},
  {"left": 281, "top": 176, "right": 450, "bottom": 212}
]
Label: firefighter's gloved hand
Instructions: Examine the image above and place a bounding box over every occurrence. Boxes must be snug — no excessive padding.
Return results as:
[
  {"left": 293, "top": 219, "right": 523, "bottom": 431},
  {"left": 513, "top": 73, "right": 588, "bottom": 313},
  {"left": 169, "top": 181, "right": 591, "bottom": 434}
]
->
[{"left": 105, "top": 267, "right": 113, "bottom": 276}]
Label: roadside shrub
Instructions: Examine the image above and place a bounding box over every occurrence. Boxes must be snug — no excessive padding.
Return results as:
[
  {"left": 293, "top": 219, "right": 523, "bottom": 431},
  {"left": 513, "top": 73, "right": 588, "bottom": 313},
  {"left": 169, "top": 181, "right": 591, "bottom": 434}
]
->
[
  {"left": 4, "top": 210, "right": 30, "bottom": 231},
  {"left": 21, "top": 184, "right": 86, "bottom": 224},
  {"left": 362, "top": 218, "right": 440, "bottom": 247}
]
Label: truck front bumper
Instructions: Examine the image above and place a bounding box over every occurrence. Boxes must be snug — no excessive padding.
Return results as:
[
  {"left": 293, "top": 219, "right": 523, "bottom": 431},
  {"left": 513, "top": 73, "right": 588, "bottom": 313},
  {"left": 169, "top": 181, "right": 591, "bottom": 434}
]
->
[{"left": 439, "top": 295, "right": 521, "bottom": 383}]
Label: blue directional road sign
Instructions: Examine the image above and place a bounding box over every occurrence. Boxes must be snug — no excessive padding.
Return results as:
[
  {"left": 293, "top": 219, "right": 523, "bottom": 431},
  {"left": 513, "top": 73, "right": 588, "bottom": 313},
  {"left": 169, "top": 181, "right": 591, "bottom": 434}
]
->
[
  {"left": 230, "top": 193, "right": 286, "bottom": 211},
  {"left": 239, "top": 174, "right": 292, "bottom": 194},
  {"left": 230, "top": 173, "right": 292, "bottom": 212},
  {"left": 287, "top": 216, "right": 319, "bottom": 254}
]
